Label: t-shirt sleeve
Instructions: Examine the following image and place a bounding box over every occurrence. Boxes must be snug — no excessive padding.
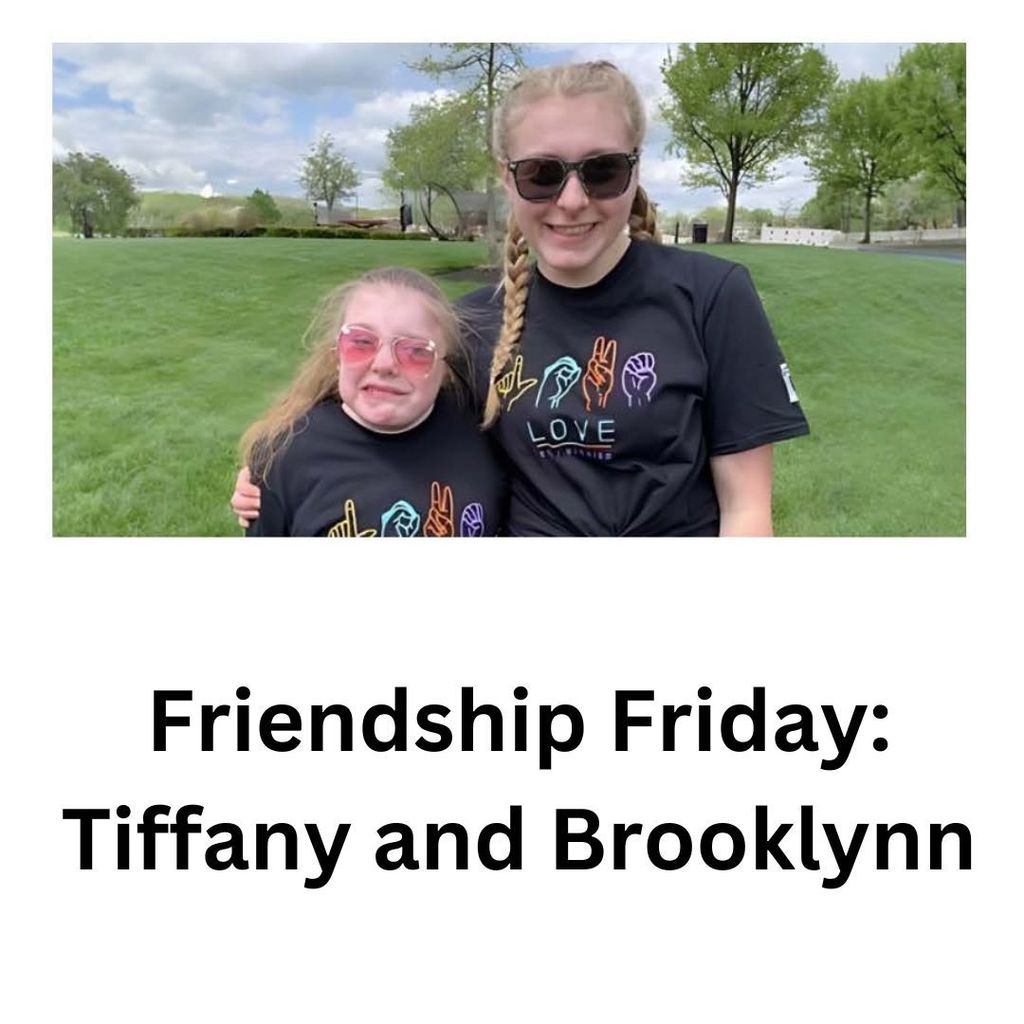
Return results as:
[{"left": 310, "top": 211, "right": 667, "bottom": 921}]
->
[
  {"left": 245, "top": 485, "right": 287, "bottom": 536},
  {"left": 245, "top": 443, "right": 290, "bottom": 537},
  {"left": 701, "top": 264, "right": 810, "bottom": 456}
]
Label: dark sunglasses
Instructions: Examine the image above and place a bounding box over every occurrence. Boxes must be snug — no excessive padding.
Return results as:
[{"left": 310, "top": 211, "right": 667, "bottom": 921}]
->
[{"left": 507, "top": 150, "right": 639, "bottom": 202}]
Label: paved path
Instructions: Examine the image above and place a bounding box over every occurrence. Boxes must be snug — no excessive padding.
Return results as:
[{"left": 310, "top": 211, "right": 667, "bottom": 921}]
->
[{"left": 855, "top": 242, "right": 965, "bottom": 263}]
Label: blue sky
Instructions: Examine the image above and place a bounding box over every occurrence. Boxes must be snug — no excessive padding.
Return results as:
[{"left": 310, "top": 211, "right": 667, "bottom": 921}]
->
[{"left": 53, "top": 43, "right": 911, "bottom": 216}]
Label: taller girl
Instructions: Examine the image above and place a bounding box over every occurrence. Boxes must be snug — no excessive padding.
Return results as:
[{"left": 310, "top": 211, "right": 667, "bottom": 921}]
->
[{"left": 462, "top": 60, "right": 809, "bottom": 535}]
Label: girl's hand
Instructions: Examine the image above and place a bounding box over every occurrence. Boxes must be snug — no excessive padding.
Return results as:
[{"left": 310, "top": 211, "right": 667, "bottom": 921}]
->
[{"left": 231, "top": 466, "right": 261, "bottom": 528}]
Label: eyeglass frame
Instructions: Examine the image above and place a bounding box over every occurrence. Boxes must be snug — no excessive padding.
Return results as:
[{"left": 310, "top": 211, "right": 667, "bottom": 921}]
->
[
  {"left": 336, "top": 323, "right": 441, "bottom": 378},
  {"left": 505, "top": 149, "right": 640, "bottom": 202}
]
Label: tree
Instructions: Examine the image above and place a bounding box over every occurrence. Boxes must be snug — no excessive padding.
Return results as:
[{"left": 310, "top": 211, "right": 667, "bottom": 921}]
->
[
  {"left": 777, "top": 197, "right": 798, "bottom": 226},
  {"left": 808, "top": 76, "right": 916, "bottom": 243},
  {"left": 409, "top": 43, "right": 526, "bottom": 263},
  {"left": 660, "top": 43, "right": 837, "bottom": 243},
  {"left": 52, "top": 152, "right": 139, "bottom": 238},
  {"left": 877, "top": 175, "right": 959, "bottom": 230},
  {"left": 798, "top": 183, "right": 858, "bottom": 232},
  {"left": 893, "top": 43, "right": 966, "bottom": 216},
  {"left": 382, "top": 92, "right": 492, "bottom": 237},
  {"left": 245, "top": 188, "right": 282, "bottom": 226},
  {"left": 298, "top": 133, "right": 360, "bottom": 216}
]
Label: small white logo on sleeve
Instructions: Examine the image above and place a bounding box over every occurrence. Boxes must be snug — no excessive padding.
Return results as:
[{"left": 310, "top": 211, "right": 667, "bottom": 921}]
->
[{"left": 780, "top": 362, "right": 800, "bottom": 403}]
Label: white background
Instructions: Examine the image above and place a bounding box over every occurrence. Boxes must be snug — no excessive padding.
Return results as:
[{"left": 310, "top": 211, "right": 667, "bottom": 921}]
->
[{"left": 5, "top": 3, "right": 1021, "bottom": 1021}]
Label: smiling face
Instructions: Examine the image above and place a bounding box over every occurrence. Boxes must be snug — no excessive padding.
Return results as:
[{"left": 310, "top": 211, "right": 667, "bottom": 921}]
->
[
  {"left": 337, "top": 284, "right": 447, "bottom": 432},
  {"left": 502, "top": 91, "right": 639, "bottom": 288}
]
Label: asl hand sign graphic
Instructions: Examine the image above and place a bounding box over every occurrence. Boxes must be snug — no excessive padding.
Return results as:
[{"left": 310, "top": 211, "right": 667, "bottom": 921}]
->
[
  {"left": 495, "top": 354, "right": 538, "bottom": 411},
  {"left": 583, "top": 336, "right": 617, "bottom": 411},
  {"left": 537, "top": 355, "right": 582, "bottom": 409},
  {"left": 327, "top": 498, "right": 378, "bottom": 538},
  {"left": 622, "top": 351, "right": 658, "bottom": 408},
  {"left": 380, "top": 499, "right": 421, "bottom": 537},
  {"left": 423, "top": 481, "right": 455, "bottom": 537},
  {"left": 460, "top": 502, "right": 485, "bottom": 537}
]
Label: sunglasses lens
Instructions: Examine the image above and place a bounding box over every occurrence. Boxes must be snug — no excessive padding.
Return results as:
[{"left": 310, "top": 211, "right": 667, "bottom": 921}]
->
[
  {"left": 338, "top": 326, "right": 379, "bottom": 362},
  {"left": 514, "top": 158, "right": 568, "bottom": 200},
  {"left": 394, "top": 337, "right": 436, "bottom": 375},
  {"left": 581, "top": 154, "right": 633, "bottom": 198}
]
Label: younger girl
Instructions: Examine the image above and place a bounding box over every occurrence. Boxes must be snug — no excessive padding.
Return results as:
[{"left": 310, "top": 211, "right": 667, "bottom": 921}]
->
[{"left": 241, "top": 266, "right": 506, "bottom": 536}]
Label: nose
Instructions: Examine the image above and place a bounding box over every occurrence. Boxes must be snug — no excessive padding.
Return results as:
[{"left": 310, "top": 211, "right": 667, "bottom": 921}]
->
[
  {"left": 556, "top": 169, "right": 589, "bottom": 211},
  {"left": 369, "top": 338, "right": 398, "bottom": 374}
]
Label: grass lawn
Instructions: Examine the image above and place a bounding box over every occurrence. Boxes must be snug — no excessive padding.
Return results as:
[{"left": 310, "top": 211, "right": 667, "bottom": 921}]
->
[
  {"left": 716, "top": 244, "right": 965, "bottom": 536},
  {"left": 52, "top": 237, "right": 965, "bottom": 536}
]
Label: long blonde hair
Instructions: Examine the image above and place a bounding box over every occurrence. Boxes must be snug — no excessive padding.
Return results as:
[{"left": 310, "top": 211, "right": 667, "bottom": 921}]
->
[
  {"left": 483, "top": 60, "right": 661, "bottom": 428},
  {"left": 240, "top": 267, "right": 463, "bottom": 478}
]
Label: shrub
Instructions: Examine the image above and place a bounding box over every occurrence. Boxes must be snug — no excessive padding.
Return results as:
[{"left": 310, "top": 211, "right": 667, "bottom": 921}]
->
[
  {"left": 369, "top": 230, "right": 432, "bottom": 241},
  {"left": 299, "top": 227, "right": 347, "bottom": 239},
  {"left": 117, "top": 224, "right": 435, "bottom": 241}
]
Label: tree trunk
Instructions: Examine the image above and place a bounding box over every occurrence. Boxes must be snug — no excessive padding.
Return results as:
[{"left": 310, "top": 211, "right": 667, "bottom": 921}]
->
[
  {"left": 484, "top": 44, "right": 499, "bottom": 268},
  {"left": 420, "top": 187, "right": 444, "bottom": 240},
  {"left": 723, "top": 180, "right": 739, "bottom": 244},
  {"left": 861, "top": 188, "right": 873, "bottom": 244},
  {"left": 81, "top": 210, "right": 93, "bottom": 238}
]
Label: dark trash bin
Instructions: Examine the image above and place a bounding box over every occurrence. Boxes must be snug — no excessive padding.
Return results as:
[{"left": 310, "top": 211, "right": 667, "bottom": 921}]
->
[{"left": 692, "top": 222, "right": 708, "bottom": 244}]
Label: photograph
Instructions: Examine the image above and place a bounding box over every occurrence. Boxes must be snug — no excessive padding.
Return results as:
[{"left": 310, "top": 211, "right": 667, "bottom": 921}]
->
[{"left": 52, "top": 42, "right": 966, "bottom": 536}]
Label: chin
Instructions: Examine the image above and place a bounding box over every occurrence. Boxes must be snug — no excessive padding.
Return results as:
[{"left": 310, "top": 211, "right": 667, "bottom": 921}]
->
[
  {"left": 369, "top": 410, "right": 412, "bottom": 430},
  {"left": 533, "top": 227, "right": 629, "bottom": 285}
]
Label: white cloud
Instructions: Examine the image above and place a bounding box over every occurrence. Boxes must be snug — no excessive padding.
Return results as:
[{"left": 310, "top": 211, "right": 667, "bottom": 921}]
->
[
  {"left": 313, "top": 90, "right": 443, "bottom": 160},
  {"left": 53, "top": 102, "right": 292, "bottom": 194},
  {"left": 123, "top": 157, "right": 209, "bottom": 192},
  {"left": 54, "top": 43, "right": 434, "bottom": 127},
  {"left": 53, "top": 44, "right": 463, "bottom": 204},
  {"left": 50, "top": 42, "right": 912, "bottom": 211},
  {"left": 820, "top": 42, "right": 909, "bottom": 80}
]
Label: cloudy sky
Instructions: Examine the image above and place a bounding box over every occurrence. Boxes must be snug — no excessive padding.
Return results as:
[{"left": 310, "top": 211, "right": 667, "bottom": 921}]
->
[{"left": 52, "top": 42, "right": 911, "bottom": 217}]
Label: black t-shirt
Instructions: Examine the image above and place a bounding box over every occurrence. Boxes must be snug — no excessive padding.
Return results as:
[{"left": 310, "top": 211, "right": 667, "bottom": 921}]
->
[
  {"left": 247, "top": 392, "right": 508, "bottom": 537},
  {"left": 458, "top": 240, "right": 809, "bottom": 536}
]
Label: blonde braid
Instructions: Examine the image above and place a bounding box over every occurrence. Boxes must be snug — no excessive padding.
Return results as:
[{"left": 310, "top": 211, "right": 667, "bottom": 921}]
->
[
  {"left": 482, "top": 214, "right": 531, "bottom": 428},
  {"left": 629, "top": 185, "right": 661, "bottom": 243}
]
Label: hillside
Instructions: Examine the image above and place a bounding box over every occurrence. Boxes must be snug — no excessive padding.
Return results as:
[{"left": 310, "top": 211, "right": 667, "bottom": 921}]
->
[{"left": 54, "top": 191, "right": 397, "bottom": 233}]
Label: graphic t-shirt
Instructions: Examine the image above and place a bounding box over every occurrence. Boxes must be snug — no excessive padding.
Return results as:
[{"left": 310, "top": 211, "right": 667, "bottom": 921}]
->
[
  {"left": 247, "top": 392, "right": 508, "bottom": 537},
  {"left": 458, "top": 240, "right": 809, "bottom": 536}
]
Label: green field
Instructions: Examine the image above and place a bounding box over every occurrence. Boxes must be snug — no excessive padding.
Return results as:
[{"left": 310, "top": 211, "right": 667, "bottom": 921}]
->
[{"left": 52, "top": 237, "right": 965, "bottom": 536}]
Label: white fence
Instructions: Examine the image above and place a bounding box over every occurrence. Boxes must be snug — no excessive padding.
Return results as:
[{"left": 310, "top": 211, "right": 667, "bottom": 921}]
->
[
  {"left": 761, "top": 225, "right": 966, "bottom": 248},
  {"left": 760, "top": 226, "right": 841, "bottom": 246}
]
